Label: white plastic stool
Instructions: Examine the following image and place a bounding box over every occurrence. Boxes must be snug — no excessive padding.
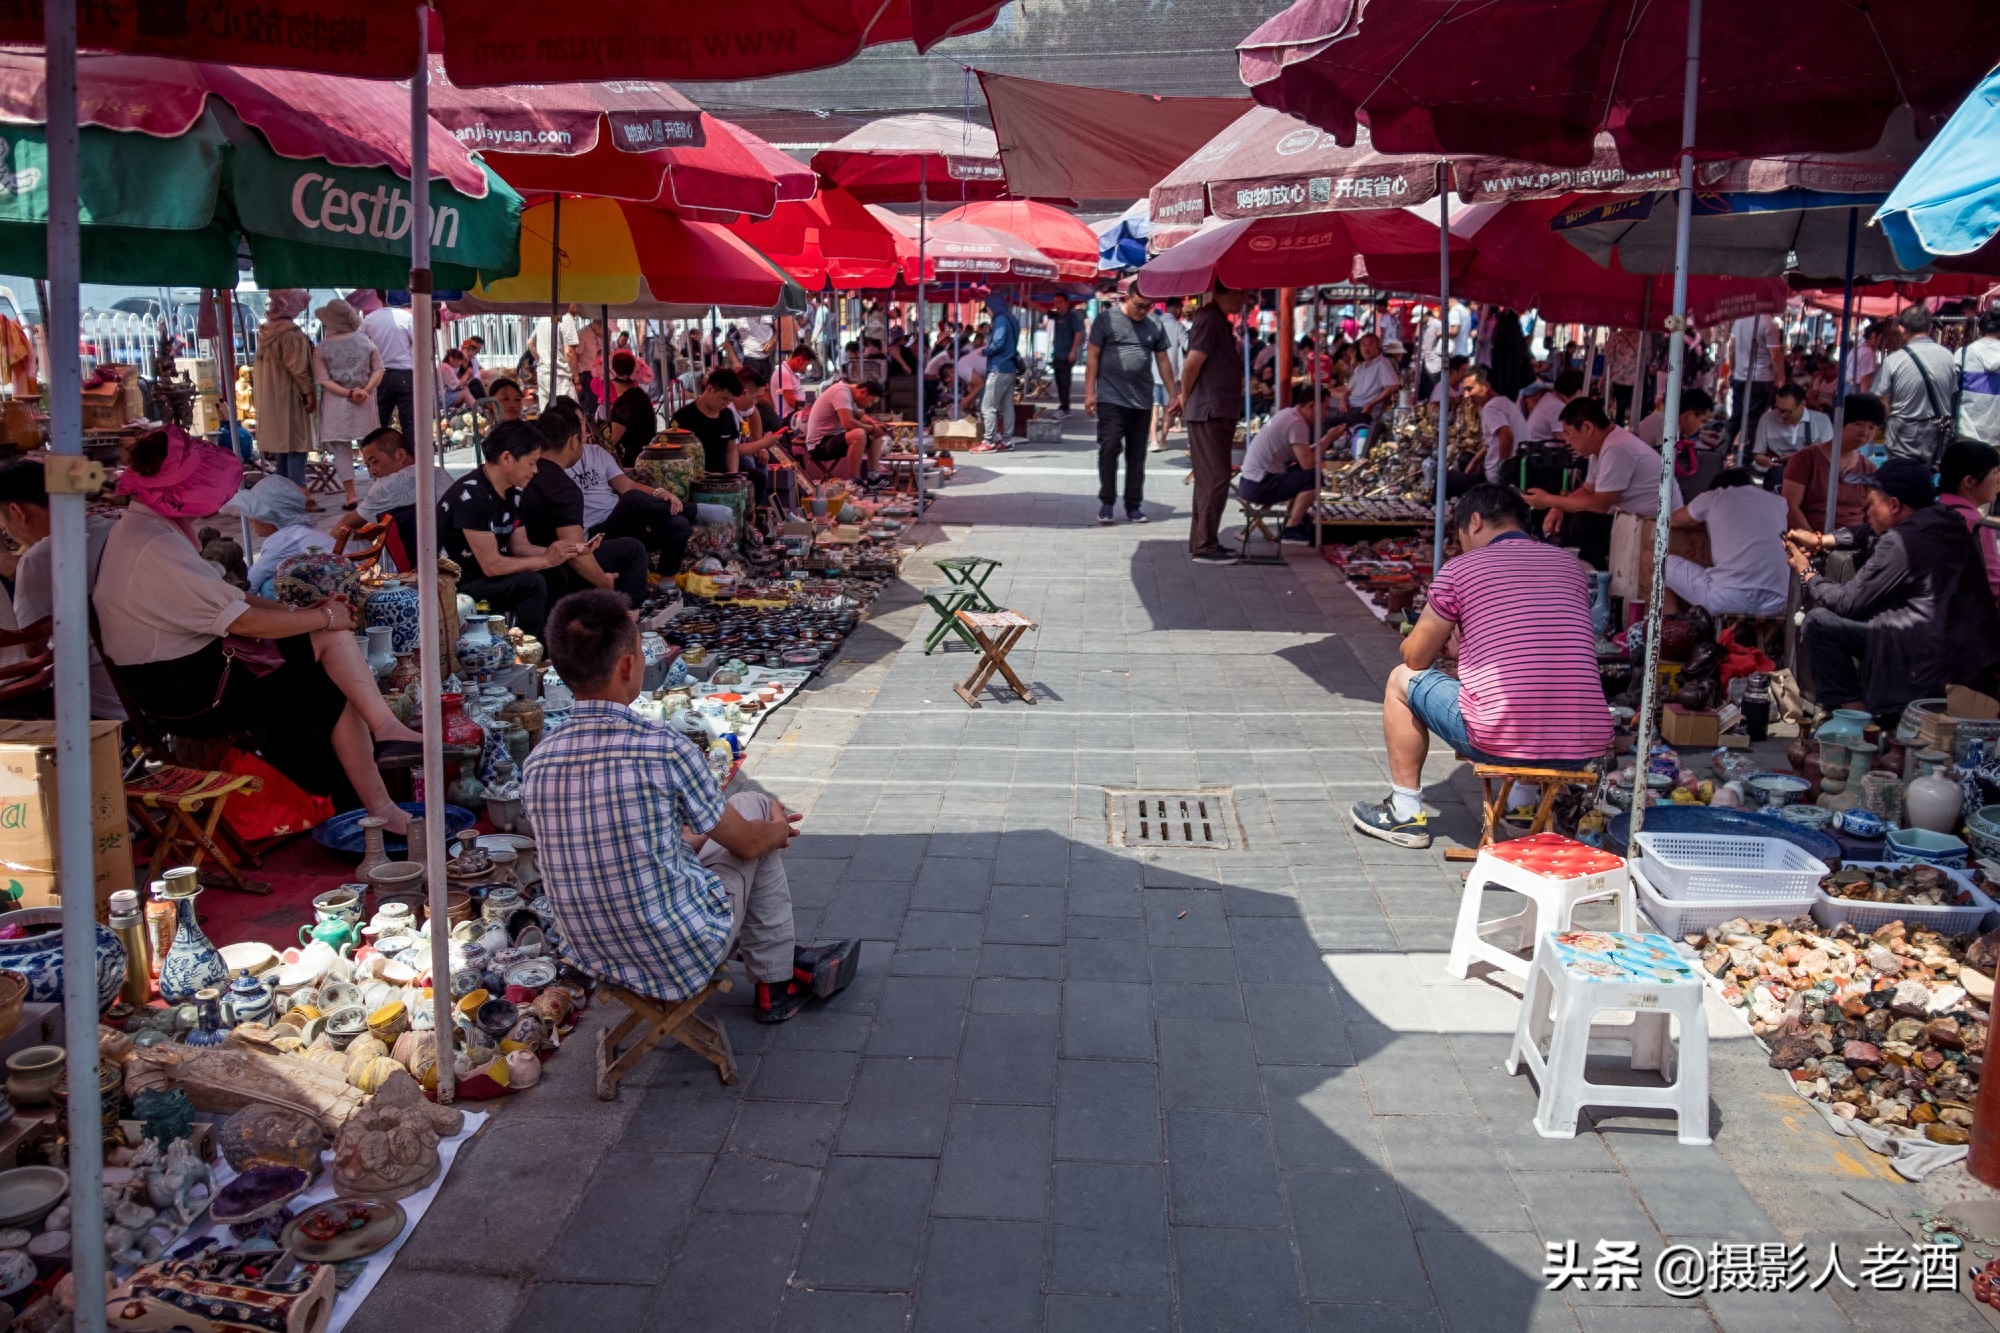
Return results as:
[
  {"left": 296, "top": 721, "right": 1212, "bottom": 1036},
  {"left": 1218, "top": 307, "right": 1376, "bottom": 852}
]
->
[
  {"left": 1445, "top": 833, "right": 1634, "bottom": 981},
  {"left": 1505, "top": 929, "right": 1712, "bottom": 1145}
]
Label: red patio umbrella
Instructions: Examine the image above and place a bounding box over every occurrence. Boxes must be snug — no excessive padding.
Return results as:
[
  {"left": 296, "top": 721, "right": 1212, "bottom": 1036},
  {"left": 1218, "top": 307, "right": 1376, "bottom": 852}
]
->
[
  {"left": 1236, "top": 0, "right": 2000, "bottom": 172},
  {"left": 812, "top": 114, "right": 1006, "bottom": 205},
  {"left": 730, "top": 189, "right": 900, "bottom": 289},
  {"left": 1365, "top": 197, "right": 1791, "bottom": 328},
  {"left": 869, "top": 208, "right": 1060, "bottom": 284},
  {"left": 456, "top": 109, "right": 786, "bottom": 219},
  {"left": 0, "top": 0, "right": 1012, "bottom": 83},
  {"left": 1134, "top": 210, "right": 1442, "bottom": 298},
  {"left": 424, "top": 62, "right": 705, "bottom": 155},
  {"left": 935, "top": 200, "right": 1099, "bottom": 281}
]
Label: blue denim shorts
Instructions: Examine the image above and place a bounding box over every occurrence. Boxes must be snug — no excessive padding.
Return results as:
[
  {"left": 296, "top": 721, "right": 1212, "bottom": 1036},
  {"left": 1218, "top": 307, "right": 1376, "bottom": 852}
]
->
[{"left": 1404, "top": 668, "right": 1594, "bottom": 768}]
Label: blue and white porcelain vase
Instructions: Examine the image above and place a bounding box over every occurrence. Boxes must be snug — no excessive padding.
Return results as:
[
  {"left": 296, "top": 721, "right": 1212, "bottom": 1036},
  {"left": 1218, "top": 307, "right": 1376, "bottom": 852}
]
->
[
  {"left": 183, "top": 989, "right": 229, "bottom": 1047},
  {"left": 456, "top": 615, "right": 516, "bottom": 678},
  {"left": 0, "top": 908, "right": 126, "bottom": 1010},
  {"left": 157, "top": 877, "right": 227, "bottom": 1005},
  {"left": 224, "top": 970, "right": 274, "bottom": 1027},
  {"left": 365, "top": 579, "right": 423, "bottom": 654}
]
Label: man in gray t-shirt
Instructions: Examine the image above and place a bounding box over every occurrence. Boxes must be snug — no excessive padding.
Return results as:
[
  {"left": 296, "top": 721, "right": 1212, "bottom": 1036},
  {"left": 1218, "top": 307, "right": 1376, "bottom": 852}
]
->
[
  {"left": 1878, "top": 305, "right": 1961, "bottom": 465},
  {"left": 1086, "top": 286, "right": 1178, "bottom": 523}
]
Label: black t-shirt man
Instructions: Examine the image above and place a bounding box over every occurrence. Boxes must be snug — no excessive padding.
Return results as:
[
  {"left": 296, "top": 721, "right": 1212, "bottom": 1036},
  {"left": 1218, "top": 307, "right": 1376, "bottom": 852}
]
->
[
  {"left": 517, "top": 457, "right": 585, "bottom": 548},
  {"left": 672, "top": 401, "right": 739, "bottom": 474},
  {"left": 438, "top": 467, "right": 523, "bottom": 567},
  {"left": 610, "top": 385, "right": 656, "bottom": 464}
]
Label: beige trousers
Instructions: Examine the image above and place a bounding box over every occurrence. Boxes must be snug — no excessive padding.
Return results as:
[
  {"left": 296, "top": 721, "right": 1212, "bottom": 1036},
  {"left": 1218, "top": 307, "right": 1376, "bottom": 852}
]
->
[{"left": 698, "top": 792, "right": 796, "bottom": 984}]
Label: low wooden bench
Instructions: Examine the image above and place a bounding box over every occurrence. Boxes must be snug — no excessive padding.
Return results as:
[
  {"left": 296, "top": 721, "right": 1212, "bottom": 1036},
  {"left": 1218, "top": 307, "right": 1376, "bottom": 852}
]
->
[
  {"left": 594, "top": 975, "right": 739, "bottom": 1099},
  {"left": 1441, "top": 762, "right": 1601, "bottom": 863}
]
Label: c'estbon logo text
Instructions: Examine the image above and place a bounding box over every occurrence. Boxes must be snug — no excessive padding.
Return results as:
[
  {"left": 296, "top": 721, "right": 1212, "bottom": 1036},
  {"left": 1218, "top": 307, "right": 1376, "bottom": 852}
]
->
[{"left": 291, "top": 173, "right": 461, "bottom": 250}]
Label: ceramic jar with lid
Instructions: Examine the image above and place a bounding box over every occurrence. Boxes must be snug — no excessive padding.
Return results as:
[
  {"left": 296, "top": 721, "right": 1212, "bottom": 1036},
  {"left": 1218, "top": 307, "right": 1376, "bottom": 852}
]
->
[{"left": 1905, "top": 749, "right": 1965, "bottom": 834}]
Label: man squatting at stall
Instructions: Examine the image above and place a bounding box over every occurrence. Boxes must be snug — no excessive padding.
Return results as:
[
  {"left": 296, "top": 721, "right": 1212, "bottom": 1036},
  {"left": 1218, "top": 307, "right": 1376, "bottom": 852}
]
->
[{"left": 523, "top": 590, "right": 862, "bottom": 1022}]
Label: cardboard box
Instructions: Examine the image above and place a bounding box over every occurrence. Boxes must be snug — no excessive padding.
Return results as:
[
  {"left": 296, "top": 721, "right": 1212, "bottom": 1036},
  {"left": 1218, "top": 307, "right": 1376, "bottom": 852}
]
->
[
  {"left": 0, "top": 721, "right": 134, "bottom": 920},
  {"left": 1661, "top": 705, "right": 1721, "bottom": 748}
]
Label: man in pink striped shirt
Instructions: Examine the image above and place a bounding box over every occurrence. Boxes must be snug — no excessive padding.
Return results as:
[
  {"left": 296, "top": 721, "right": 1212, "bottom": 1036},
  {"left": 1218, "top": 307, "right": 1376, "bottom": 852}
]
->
[{"left": 1353, "top": 484, "right": 1613, "bottom": 849}]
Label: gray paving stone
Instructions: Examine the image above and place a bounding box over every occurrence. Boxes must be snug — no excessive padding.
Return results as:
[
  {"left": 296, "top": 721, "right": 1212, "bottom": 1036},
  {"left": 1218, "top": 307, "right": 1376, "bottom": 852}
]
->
[
  {"left": 1159, "top": 1017, "right": 1264, "bottom": 1111},
  {"left": 1310, "top": 1305, "right": 1443, "bottom": 1333},
  {"left": 1262, "top": 1065, "right": 1390, "bottom": 1171},
  {"left": 1056, "top": 1059, "right": 1162, "bottom": 1164},
  {"left": 1417, "top": 1230, "right": 1580, "bottom": 1333},
  {"left": 866, "top": 976, "right": 970, "bottom": 1057},
  {"left": 651, "top": 1211, "right": 805, "bottom": 1333},
  {"left": 1144, "top": 888, "right": 1225, "bottom": 941},
  {"left": 847, "top": 838, "right": 930, "bottom": 881},
  {"left": 1149, "top": 944, "right": 1238, "bottom": 985},
  {"left": 1061, "top": 981, "right": 1155, "bottom": 1060},
  {"left": 509, "top": 1282, "right": 647, "bottom": 1333},
  {"left": 1288, "top": 1169, "right": 1427, "bottom": 1303},
  {"left": 1047, "top": 1294, "right": 1172, "bottom": 1333},
  {"left": 914, "top": 1218, "right": 1047, "bottom": 1333},
  {"left": 957, "top": 1011, "right": 1059, "bottom": 1104},
  {"left": 1355, "top": 1033, "right": 1477, "bottom": 1116},
  {"left": 796, "top": 1156, "right": 936, "bottom": 1289},
  {"left": 778, "top": 1290, "right": 914, "bottom": 1332},
  {"left": 902, "top": 910, "right": 986, "bottom": 949},
  {"left": 1232, "top": 916, "right": 1342, "bottom": 982},
  {"left": 1241, "top": 984, "right": 1353, "bottom": 1066},
  {"left": 912, "top": 858, "right": 995, "bottom": 911},
  {"left": 1050, "top": 1160, "right": 1169, "bottom": 1296},
  {"left": 537, "top": 1149, "right": 707, "bottom": 1284},
  {"left": 1606, "top": 1136, "right": 1781, "bottom": 1241},
  {"left": 1165, "top": 1110, "right": 1286, "bottom": 1229},
  {"left": 748, "top": 1048, "right": 861, "bottom": 1104},
  {"left": 840, "top": 1057, "right": 954, "bottom": 1156},
  {"left": 1171, "top": 1226, "right": 1311, "bottom": 1333},
  {"left": 1152, "top": 982, "right": 1244, "bottom": 1022},
  {"left": 1067, "top": 935, "right": 1151, "bottom": 982},
  {"left": 988, "top": 883, "right": 1069, "bottom": 943},
  {"left": 935, "top": 1102, "right": 1054, "bottom": 1220},
  {"left": 979, "top": 943, "right": 1066, "bottom": 978},
  {"left": 697, "top": 1152, "right": 822, "bottom": 1214}
]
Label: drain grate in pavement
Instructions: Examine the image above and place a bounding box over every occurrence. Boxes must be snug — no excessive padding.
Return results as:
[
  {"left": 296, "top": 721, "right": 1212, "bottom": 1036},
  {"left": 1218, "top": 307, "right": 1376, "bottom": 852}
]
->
[{"left": 1107, "top": 789, "right": 1238, "bottom": 849}]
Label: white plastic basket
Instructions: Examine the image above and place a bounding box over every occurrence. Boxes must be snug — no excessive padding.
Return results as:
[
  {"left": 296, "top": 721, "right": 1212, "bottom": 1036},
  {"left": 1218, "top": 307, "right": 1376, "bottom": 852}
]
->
[
  {"left": 1632, "top": 832, "right": 1830, "bottom": 901},
  {"left": 1632, "top": 861, "right": 1817, "bottom": 939},
  {"left": 1810, "top": 863, "right": 2000, "bottom": 935}
]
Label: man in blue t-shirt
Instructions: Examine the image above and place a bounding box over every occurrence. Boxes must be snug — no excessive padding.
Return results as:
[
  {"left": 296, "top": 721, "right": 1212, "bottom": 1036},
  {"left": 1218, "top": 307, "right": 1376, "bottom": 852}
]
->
[{"left": 978, "top": 292, "right": 1023, "bottom": 450}]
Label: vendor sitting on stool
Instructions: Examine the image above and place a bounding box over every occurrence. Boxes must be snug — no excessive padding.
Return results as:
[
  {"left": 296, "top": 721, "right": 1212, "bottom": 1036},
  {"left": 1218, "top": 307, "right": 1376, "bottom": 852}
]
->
[
  {"left": 1238, "top": 402, "right": 1342, "bottom": 542},
  {"left": 1352, "top": 484, "right": 1613, "bottom": 849},
  {"left": 1789, "top": 457, "right": 2000, "bottom": 719},
  {"left": 522, "top": 590, "right": 862, "bottom": 1023}
]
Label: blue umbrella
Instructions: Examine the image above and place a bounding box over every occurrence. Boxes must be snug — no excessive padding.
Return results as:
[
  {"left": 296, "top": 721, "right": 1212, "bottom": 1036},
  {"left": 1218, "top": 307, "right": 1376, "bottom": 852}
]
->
[
  {"left": 1876, "top": 72, "right": 2000, "bottom": 270},
  {"left": 1093, "top": 200, "right": 1152, "bottom": 271}
]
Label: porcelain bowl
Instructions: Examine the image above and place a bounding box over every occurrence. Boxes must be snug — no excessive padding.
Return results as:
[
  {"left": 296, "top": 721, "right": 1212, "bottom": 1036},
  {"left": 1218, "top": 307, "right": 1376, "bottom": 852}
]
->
[{"left": 1885, "top": 825, "right": 1969, "bottom": 869}]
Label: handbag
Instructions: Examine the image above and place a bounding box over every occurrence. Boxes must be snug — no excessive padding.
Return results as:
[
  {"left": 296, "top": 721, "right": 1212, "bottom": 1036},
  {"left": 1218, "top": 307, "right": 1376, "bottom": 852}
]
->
[{"left": 1898, "top": 347, "right": 1958, "bottom": 453}]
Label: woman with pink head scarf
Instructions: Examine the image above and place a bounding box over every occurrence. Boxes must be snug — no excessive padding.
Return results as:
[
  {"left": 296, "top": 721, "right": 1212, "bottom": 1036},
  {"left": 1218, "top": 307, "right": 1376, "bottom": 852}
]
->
[
  {"left": 253, "top": 289, "right": 316, "bottom": 492},
  {"left": 94, "top": 427, "right": 428, "bottom": 833}
]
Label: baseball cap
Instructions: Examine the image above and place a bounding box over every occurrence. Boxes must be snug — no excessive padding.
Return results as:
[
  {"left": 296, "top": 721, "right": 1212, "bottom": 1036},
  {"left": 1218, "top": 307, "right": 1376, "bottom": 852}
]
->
[{"left": 1865, "top": 457, "right": 1935, "bottom": 510}]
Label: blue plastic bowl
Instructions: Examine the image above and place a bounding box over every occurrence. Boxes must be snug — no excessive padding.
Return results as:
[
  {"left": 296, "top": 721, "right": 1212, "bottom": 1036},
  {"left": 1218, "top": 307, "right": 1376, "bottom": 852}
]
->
[{"left": 310, "top": 802, "right": 477, "bottom": 859}]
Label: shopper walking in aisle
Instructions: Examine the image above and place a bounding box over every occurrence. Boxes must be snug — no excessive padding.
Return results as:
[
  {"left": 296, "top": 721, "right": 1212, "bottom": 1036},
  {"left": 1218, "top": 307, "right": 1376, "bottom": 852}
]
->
[
  {"left": 311, "top": 298, "right": 381, "bottom": 512},
  {"left": 978, "top": 291, "right": 1022, "bottom": 451},
  {"left": 1725, "top": 312, "right": 1784, "bottom": 454},
  {"left": 1180, "top": 284, "right": 1246, "bottom": 565},
  {"left": 1960, "top": 307, "right": 2000, "bottom": 448},
  {"left": 1049, "top": 295, "right": 1085, "bottom": 414},
  {"left": 1153, "top": 296, "right": 1188, "bottom": 451},
  {"left": 352, "top": 290, "right": 415, "bottom": 437},
  {"left": 1084, "top": 282, "right": 1177, "bottom": 526},
  {"left": 1880, "top": 304, "right": 1961, "bottom": 465},
  {"left": 252, "top": 288, "right": 315, "bottom": 490}
]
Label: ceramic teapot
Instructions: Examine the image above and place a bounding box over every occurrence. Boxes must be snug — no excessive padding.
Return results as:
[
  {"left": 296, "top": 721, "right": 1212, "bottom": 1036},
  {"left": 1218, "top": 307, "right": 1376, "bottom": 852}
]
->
[{"left": 298, "top": 916, "right": 359, "bottom": 954}]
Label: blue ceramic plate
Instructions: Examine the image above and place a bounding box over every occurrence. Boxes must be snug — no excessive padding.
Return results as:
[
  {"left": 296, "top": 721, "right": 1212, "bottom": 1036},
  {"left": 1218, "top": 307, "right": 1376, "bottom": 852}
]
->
[
  {"left": 311, "top": 802, "right": 476, "bottom": 859},
  {"left": 1605, "top": 806, "right": 1842, "bottom": 867}
]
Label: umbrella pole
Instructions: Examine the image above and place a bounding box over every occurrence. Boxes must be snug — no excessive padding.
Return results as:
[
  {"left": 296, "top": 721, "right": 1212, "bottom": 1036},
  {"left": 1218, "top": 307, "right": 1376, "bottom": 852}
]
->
[
  {"left": 1313, "top": 288, "right": 1323, "bottom": 550},
  {"left": 43, "top": 5, "right": 107, "bottom": 1326},
  {"left": 600, "top": 303, "right": 609, "bottom": 419},
  {"left": 1629, "top": 0, "right": 1704, "bottom": 851},
  {"left": 1823, "top": 208, "right": 1860, "bottom": 534},
  {"left": 548, "top": 195, "right": 562, "bottom": 410},
  {"left": 917, "top": 164, "right": 928, "bottom": 512},
  {"left": 1734, "top": 323, "right": 1755, "bottom": 465},
  {"left": 407, "top": 5, "right": 454, "bottom": 1107},
  {"left": 1433, "top": 162, "right": 1451, "bottom": 573}
]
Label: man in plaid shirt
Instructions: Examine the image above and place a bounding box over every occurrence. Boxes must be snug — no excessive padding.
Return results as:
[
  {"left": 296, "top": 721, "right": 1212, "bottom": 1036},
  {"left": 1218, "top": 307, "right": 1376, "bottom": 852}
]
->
[{"left": 523, "top": 590, "right": 859, "bottom": 1023}]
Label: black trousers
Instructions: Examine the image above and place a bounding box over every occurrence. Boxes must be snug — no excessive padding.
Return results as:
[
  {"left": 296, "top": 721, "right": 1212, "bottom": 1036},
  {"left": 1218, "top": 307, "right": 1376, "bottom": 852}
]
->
[
  {"left": 1726, "top": 379, "right": 1775, "bottom": 450},
  {"left": 592, "top": 489, "right": 693, "bottom": 576},
  {"left": 1053, "top": 358, "right": 1075, "bottom": 412},
  {"left": 547, "top": 538, "right": 651, "bottom": 608},
  {"left": 1802, "top": 606, "right": 1870, "bottom": 710},
  {"left": 458, "top": 570, "right": 553, "bottom": 637},
  {"left": 1097, "top": 402, "right": 1149, "bottom": 510},
  {"left": 377, "top": 367, "right": 415, "bottom": 434}
]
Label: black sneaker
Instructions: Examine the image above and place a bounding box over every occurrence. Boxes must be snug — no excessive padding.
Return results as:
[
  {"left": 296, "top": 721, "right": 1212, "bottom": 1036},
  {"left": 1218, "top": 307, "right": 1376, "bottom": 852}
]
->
[
  {"left": 1350, "top": 796, "right": 1431, "bottom": 848},
  {"left": 1098, "top": 504, "right": 1116, "bottom": 526},
  {"left": 1281, "top": 524, "right": 1314, "bottom": 542},
  {"left": 793, "top": 939, "right": 862, "bottom": 999},
  {"left": 755, "top": 979, "right": 812, "bottom": 1023},
  {"left": 1126, "top": 509, "right": 1149, "bottom": 523},
  {"left": 1190, "top": 549, "right": 1238, "bottom": 566}
]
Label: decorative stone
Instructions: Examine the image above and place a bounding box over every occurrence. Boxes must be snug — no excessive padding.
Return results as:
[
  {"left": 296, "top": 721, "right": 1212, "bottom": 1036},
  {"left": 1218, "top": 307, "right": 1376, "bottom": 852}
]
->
[
  {"left": 216, "top": 1103, "right": 326, "bottom": 1177},
  {"left": 1768, "top": 1035, "right": 1819, "bottom": 1070},
  {"left": 1925, "top": 1123, "right": 1972, "bottom": 1145},
  {"left": 331, "top": 1100, "right": 442, "bottom": 1201},
  {"left": 1842, "top": 1041, "right": 1883, "bottom": 1069}
]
